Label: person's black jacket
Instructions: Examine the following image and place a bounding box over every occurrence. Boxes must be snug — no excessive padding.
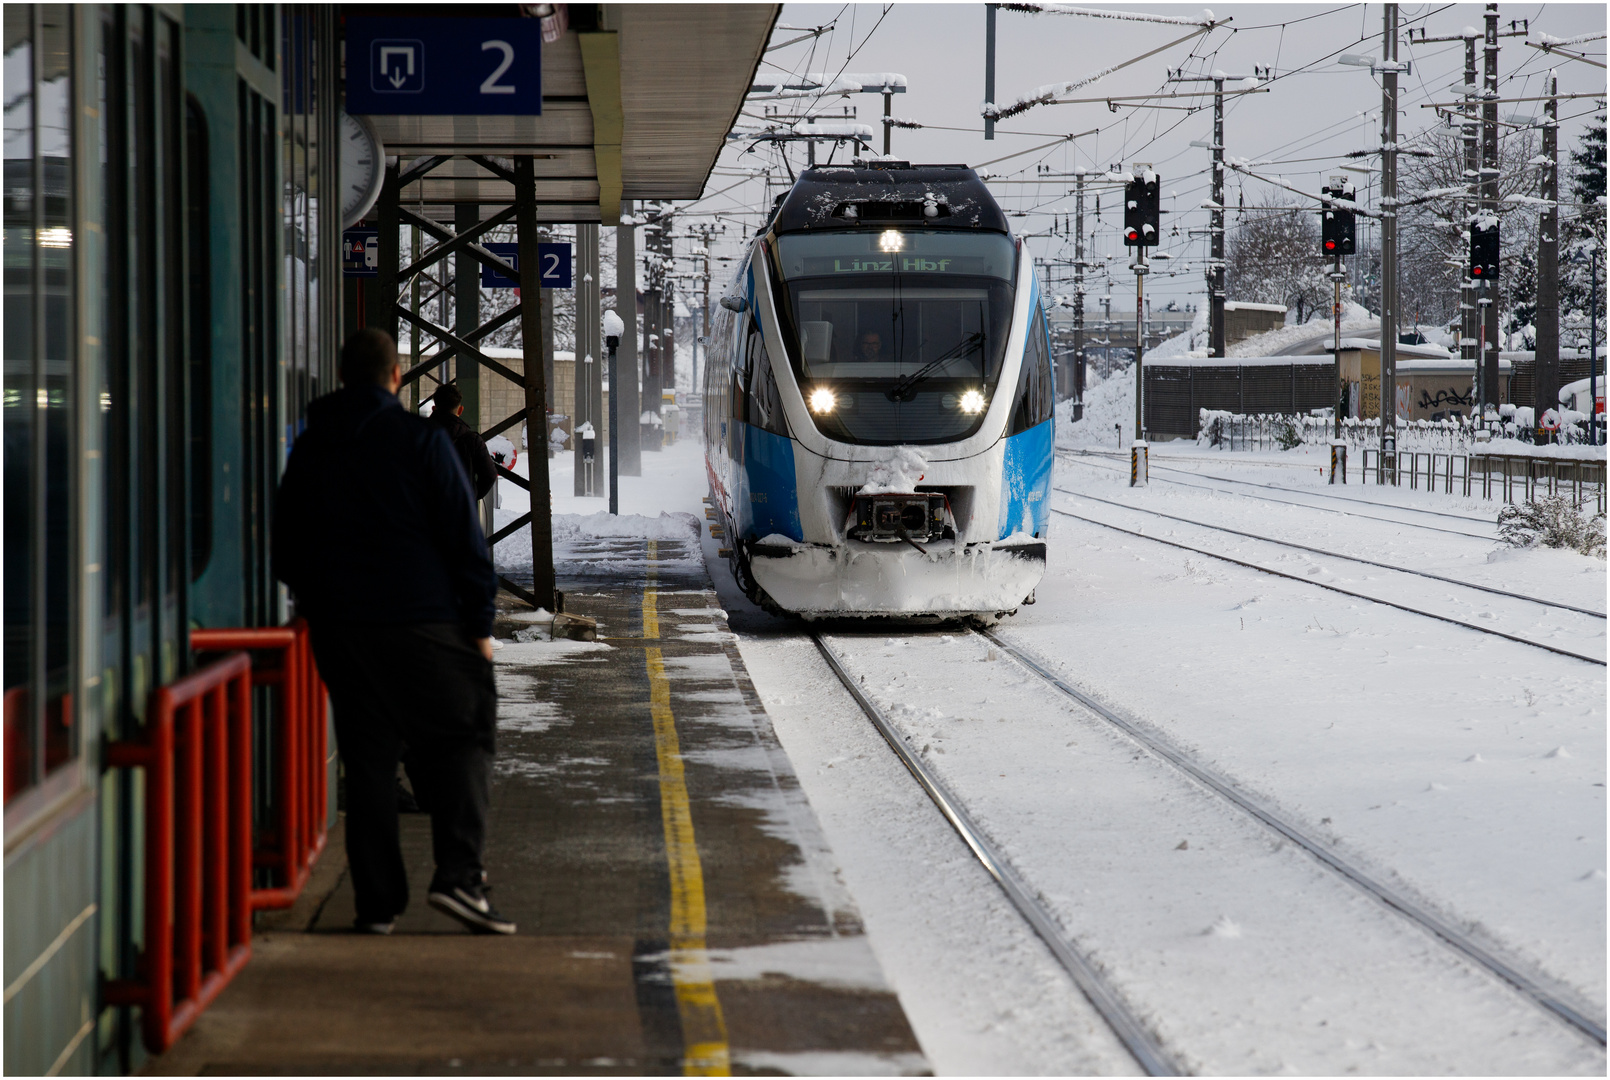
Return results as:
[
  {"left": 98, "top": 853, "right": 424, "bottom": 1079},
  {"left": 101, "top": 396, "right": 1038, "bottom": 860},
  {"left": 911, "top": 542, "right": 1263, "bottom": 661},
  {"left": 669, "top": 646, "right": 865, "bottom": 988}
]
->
[
  {"left": 434, "top": 410, "right": 497, "bottom": 501},
  {"left": 272, "top": 384, "right": 497, "bottom": 638}
]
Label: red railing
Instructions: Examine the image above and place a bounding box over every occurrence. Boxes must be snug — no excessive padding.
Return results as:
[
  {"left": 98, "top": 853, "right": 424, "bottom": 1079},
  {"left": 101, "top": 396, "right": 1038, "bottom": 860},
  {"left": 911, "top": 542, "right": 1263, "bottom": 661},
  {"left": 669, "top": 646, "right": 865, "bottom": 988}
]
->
[
  {"left": 191, "top": 620, "right": 329, "bottom": 910},
  {"left": 104, "top": 652, "right": 254, "bottom": 1054}
]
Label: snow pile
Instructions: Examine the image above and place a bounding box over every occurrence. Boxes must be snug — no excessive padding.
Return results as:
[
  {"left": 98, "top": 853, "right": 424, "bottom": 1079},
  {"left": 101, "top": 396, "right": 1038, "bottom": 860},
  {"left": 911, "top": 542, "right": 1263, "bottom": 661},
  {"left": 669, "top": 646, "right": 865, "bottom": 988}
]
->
[
  {"left": 858, "top": 446, "right": 929, "bottom": 494},
  {"left": 1144, "top": 301, "right": 1210, "bottom": 360},
  {"left": 1058, "top": 365, "right": 1135, "bottom": 449},
  {"left": 1230, "top": 309, "right": 1379, "bottom": 358},
  {"left": 494, "top": 510, "right": 700, "bottom": 571},
  {"left": 601, "top": 309, "right": 625, "bottom": 339},
  {"left": 556, "top": 511, "right": 699, "bottom": 540}
]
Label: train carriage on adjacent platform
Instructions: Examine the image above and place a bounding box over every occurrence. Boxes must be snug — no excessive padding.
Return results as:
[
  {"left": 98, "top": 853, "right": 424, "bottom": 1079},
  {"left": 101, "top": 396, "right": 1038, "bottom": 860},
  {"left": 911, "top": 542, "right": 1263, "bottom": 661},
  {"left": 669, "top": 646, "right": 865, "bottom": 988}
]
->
[{"left": 703, "top": 162, "right": 1055, "bottom": 620}]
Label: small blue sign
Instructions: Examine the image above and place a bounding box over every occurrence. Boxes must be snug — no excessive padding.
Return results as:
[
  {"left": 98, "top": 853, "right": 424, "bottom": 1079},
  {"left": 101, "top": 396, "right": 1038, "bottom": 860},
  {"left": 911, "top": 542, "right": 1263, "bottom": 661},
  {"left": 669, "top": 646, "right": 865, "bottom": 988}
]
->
[
  {"left": 345, "top": 18, "right": 543, "bottom": 116},
  {"left": 342, "top": 228, "right": 379, "bottom": 277},
  {"left": 481, "top": 242, "right": 573, "bottom": 290}
]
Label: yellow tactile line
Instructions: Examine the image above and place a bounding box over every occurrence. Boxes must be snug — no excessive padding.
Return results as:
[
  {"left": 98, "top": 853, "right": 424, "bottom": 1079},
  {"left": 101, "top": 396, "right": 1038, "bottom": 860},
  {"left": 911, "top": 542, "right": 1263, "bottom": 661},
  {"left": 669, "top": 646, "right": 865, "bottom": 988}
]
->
[{"left": 643, "top": 538, "right": 731, "bottom": 1076}]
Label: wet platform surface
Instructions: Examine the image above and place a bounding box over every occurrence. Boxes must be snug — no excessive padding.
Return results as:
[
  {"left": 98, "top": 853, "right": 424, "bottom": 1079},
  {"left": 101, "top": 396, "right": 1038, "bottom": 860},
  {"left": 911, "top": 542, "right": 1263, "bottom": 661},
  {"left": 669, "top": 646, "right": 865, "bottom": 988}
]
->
[{"left": 147, "top": 533, "right": 925, "bottom": 1076}]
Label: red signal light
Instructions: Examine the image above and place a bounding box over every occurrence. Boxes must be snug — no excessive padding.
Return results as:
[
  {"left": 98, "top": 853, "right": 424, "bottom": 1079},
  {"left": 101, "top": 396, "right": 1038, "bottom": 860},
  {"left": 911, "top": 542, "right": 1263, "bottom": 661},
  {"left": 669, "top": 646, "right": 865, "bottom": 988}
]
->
[
  {"left": 1325, "top": 240, "right": 1336, "bottom": 251},
  {"left": 1472, "top": 266, "right": 1482, "bottom": 275}
]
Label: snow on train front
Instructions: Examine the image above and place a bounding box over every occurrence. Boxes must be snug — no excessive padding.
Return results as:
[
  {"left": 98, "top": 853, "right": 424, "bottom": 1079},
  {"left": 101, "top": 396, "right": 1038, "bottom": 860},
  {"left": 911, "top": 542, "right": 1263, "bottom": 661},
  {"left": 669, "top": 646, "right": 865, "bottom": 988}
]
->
[{"left": 703, "top": 161, "right": 1054, "bottom": 620}]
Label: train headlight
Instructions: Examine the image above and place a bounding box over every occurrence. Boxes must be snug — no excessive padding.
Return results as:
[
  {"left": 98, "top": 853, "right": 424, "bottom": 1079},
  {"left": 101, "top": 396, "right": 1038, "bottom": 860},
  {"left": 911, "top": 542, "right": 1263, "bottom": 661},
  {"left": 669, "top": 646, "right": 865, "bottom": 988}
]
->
[
  {"left": 878, "top": 229, "right": 904, "bottom": 253},
  {"left": 809, "top": 387, "right": 837, "bottom": 414},
  {"left": 958, "top": 389, "right": 987, "bottom": 414}
]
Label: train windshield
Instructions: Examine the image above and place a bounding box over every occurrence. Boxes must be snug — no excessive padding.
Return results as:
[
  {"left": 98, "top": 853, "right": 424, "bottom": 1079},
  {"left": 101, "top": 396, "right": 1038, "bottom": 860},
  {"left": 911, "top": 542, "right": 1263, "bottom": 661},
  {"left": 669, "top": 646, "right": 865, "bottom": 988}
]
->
[{"left": 772, "top": 231, "right": 1017, "bottom": 445}]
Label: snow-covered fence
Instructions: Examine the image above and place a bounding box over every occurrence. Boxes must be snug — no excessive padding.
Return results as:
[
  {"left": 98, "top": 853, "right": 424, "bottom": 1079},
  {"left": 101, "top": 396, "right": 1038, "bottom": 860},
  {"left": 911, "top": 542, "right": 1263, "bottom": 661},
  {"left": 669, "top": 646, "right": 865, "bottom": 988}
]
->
[
  {"left": 1196, "top": 410, "right": 1602, "bottom": 453},
  {"left": 1356, "top": 447, "right": 1607, "bottom": 513}
]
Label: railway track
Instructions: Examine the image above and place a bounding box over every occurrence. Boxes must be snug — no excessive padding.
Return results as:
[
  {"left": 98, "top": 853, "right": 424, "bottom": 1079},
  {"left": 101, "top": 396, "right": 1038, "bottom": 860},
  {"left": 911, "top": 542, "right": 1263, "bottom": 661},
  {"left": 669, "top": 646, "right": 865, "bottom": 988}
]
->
[
  {"left": 811, "top": 627, "right": 1608, "bottom": 1073},
  {"left": 1048, "top": 498, "right": 1606, "bottom": 667},
  {"left": 1060, "top": 451, "right": 1496, "bottom": 540},
  {"left": 811, "top": 632, "right": 1183, "bottom": 1077},
  {"left": 1054, "top": 485, "right": 1606, "bottom": 620},
  {"left": 976, "top": 629, "right": 1609, "bottom": 1050}
]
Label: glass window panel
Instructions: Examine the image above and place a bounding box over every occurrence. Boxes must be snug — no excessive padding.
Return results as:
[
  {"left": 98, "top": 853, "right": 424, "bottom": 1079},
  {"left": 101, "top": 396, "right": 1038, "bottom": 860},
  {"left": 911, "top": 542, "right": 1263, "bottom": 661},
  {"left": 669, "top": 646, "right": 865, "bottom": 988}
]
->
[
  {"left": 39, "top": 4, "right": 73, "bottom": 774},
  {"left": 3, "top": 7, "right": 35, "bottom": 801}
]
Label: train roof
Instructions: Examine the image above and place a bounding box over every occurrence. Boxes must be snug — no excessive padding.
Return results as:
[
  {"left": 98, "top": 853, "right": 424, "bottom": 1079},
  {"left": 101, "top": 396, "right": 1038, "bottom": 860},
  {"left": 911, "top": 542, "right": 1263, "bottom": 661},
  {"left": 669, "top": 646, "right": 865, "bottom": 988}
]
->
[{"left": 769, "top": 162, "right": 1009, "bottom": 235}]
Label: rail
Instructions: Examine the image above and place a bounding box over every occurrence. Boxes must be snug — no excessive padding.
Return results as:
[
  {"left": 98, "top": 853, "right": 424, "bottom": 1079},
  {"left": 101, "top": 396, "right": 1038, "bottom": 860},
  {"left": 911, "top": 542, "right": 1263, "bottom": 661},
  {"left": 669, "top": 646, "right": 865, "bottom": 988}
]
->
[
  {"left": 103, "top": 652, "right": 255, "bottom": 1054},
  {"left": 191, "top": 620, "right": 329, "bottom": 910}
]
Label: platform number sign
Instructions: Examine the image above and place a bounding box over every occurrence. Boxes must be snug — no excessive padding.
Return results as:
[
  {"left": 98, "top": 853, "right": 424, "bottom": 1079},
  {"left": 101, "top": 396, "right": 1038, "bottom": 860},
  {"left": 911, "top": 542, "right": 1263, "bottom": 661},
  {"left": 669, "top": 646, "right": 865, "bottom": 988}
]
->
[
  {"left": 344, "top": 18, "right": 543, "bottom": 116},
  {"left": 481, "top": 242, "right": 573, "bottom": 290}
]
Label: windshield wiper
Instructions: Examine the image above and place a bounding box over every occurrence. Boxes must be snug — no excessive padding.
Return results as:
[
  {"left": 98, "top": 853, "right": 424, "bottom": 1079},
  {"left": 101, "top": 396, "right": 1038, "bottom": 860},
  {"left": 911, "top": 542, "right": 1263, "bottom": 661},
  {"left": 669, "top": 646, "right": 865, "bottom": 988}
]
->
[{"left": 884, "top": 332, "right": 984, "bottom": 402}]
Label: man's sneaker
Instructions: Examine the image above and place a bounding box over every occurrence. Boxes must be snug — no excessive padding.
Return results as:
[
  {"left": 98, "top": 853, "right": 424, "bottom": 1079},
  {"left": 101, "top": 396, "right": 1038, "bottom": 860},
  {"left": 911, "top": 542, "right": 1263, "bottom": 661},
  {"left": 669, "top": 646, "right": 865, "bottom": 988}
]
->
[
  {"left": 353, "top": 919, "right": 395, "bottom": 935},
  {"left": 428, "top": 882, "right": 516, "bottom": 935}
]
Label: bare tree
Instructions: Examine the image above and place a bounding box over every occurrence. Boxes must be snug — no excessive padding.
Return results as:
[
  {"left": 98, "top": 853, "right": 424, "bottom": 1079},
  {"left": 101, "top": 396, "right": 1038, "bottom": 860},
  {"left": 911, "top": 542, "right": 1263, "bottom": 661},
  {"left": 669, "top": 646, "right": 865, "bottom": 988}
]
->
[
  {"left": 1225, "top": 199, "right": 1331, "bottom": 322},
  {"left": 1396, "top": 125, "right": 1540, "bottom": 332}
]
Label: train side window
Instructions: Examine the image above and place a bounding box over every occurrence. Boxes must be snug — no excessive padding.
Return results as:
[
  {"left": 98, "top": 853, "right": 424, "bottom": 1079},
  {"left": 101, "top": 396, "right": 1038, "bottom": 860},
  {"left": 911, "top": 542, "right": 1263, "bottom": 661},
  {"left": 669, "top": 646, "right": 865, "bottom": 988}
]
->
[
  {"left": 1008, "top": 306, "right": 1054, "bottom": 435},
  {"left": 745, "top": 329, "right": 787, "bottom": 436}
]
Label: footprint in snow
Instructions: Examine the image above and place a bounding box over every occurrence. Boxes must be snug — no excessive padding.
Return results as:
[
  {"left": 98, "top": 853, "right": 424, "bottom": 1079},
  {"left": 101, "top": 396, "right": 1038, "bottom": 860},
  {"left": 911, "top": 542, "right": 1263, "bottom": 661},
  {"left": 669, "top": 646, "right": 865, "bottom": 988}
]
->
[
  {"left": 1582, "top": 869, "right": 1606, "bottom": 882},
  {"left": 1465, "top": 754, "right": 1484, "bottom": 763},
  {"left": 1205, "top": 915, "right": 1242, "bottom": 938},
  {"left": 1426, "top": 782, "right": 1449, "bottom": 792},
  {"left": 1546, "top": 746, "right": 1572, "bottom": 759}
]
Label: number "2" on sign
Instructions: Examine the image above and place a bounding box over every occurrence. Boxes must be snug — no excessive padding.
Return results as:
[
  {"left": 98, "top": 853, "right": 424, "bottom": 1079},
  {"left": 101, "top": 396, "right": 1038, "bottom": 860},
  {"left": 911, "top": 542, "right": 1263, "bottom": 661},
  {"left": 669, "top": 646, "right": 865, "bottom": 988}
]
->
[{"left": 480, "top": 40, "right": 516, "bottom": 94}]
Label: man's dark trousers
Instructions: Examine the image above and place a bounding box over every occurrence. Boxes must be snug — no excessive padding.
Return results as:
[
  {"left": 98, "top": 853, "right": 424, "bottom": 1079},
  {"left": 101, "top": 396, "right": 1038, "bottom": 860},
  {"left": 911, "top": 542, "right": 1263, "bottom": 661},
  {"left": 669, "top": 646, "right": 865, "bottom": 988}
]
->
[{"left": 310, "top": 622, "right": 497, "bottom": 924}]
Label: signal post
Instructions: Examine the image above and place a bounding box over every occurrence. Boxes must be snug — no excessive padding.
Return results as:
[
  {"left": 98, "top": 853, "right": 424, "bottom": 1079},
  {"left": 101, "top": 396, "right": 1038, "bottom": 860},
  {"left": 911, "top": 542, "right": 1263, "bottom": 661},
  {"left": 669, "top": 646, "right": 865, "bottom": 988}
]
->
[
  {"left": 1124, "top": 166, "right": 1160, "bottom": 481},
  {"left": 1322, "top": 178, "right": 1356, "bottom": 444}
]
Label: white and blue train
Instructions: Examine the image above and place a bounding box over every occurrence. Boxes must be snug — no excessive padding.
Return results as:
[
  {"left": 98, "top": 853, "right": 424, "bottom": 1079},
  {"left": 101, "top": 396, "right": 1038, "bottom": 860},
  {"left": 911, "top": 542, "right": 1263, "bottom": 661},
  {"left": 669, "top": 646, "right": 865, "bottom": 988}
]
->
[{"left": 703, "top": 162, "right": 1054, "bottom": 621}]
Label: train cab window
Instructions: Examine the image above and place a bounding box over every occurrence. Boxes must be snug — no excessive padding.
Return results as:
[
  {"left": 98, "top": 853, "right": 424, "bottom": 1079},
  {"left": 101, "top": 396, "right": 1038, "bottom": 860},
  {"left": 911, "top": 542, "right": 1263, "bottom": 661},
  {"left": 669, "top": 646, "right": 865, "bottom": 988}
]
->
[
  {"left": 1008, "top": 306, "right": 1054, "bottom": 436},
  {"left": 771, "top": 231, "right": 1017, "bottom": 445}
]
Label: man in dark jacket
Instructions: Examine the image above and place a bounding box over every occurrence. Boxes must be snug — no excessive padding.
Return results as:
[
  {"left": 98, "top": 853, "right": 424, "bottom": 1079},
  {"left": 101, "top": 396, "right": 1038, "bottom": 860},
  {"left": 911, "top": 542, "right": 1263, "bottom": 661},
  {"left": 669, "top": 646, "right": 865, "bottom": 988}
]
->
[
  {"left": 273, "top": 328, "right": 513, "bottom": 935},
  {"left": 428, "top": 383, "right": 497, "bottom": 501}
]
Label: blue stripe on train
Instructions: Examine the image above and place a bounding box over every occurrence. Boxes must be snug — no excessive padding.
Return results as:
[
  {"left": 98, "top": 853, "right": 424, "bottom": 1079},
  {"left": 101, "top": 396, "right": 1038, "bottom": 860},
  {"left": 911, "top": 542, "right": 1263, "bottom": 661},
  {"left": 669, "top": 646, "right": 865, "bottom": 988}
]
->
[
  {"left": 740, "top": 424, "right": 803, "bottom": 542},
  {"left": 997, "top": 418, "right": 1053, "bottom": 539}
]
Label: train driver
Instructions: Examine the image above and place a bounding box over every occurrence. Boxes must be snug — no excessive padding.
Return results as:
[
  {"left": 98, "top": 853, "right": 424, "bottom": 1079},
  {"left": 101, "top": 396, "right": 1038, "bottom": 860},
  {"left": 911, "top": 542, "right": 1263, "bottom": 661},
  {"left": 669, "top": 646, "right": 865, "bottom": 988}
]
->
[{"left": 857, "top": 330, "right": 889, "bottom": 362}]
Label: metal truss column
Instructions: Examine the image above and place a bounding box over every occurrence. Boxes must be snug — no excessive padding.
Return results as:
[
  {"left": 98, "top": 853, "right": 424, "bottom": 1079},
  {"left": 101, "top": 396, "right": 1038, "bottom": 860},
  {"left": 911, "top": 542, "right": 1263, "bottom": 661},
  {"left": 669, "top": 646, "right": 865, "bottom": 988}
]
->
[
  {"left": 455, "top": 203, "right": 480, "bottom": 427},
  {"left": 515, "top": 158, "right": 557, "bottom": 609}
]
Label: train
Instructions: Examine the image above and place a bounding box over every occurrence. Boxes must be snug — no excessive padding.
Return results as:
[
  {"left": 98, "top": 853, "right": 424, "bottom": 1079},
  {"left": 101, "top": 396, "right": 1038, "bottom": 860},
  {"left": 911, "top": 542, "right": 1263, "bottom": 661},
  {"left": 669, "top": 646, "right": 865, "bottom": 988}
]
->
[{"left": 703, "top": 161, "right": 1055, "bottom": 621}]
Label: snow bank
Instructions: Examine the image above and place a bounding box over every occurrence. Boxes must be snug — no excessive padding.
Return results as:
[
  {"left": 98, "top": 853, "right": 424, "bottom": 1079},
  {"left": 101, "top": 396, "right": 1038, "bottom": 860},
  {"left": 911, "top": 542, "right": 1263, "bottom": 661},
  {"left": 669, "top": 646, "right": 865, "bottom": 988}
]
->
[
  {"left": 493, "top": 509, "right": 700, "bottom": 571},
  {"left": 1058, "top": 365, "right": 1135, "bottom": 449}
]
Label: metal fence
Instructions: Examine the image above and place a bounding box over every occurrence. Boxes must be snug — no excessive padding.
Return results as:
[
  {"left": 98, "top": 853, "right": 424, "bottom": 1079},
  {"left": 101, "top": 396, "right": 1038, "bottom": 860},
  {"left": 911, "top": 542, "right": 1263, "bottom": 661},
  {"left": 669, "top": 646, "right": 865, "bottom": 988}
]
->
[
  {"left": 1355, "top": 448, "right": 1607, "bottom": 512},
  {"left": 1145, "top": 363, "right": 1337, "bottom": 438}
]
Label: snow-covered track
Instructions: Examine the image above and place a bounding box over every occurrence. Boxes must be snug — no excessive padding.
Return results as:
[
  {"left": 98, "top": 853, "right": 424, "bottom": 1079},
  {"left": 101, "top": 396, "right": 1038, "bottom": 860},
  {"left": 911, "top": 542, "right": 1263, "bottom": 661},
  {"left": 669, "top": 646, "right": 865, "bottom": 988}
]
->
[
  {"left": 1060, "top": 451, "right": 1495, "bottom": 540},
  {"left": 1056, "top": 485, "right": 1606, "bottom": 619},
  {"left": 1050, "top": 504, "right": 1607, "bottom": 667},
  {"left": 979, "top": 628, "right": 1610, "bottom": 1049},
  {"left": 810, "top": 632, "right": 1183, "bottom": 1077}
]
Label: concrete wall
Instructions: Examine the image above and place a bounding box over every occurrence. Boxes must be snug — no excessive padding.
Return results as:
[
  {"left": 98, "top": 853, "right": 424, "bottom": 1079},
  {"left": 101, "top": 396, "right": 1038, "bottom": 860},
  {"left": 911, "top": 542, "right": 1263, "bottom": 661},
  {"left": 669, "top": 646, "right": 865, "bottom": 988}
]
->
[{"left": 1223, "top": 303, "right": 1286, "bottom": 347}]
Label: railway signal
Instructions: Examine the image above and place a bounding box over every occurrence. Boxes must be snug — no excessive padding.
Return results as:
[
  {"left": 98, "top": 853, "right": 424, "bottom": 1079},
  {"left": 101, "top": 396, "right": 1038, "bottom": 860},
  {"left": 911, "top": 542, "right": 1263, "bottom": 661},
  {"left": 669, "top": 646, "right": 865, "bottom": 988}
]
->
[
  {"left": 1123, "top": 173, "right": 1159, "bottom": 247},
  {"left": 1470, "top": 218, "right": 1499, "bottom": 281},
  {"left": 1320, "top": 180, "right": 1355, "bottom": 256}
]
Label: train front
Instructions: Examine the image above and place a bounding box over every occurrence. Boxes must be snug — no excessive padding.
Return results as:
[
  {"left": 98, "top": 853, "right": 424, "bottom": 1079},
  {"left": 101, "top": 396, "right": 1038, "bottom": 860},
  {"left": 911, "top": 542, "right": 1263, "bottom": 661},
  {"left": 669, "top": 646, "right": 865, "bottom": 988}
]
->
[{"left": 732, "top": 163, "right": 1053, "bottom": 620}]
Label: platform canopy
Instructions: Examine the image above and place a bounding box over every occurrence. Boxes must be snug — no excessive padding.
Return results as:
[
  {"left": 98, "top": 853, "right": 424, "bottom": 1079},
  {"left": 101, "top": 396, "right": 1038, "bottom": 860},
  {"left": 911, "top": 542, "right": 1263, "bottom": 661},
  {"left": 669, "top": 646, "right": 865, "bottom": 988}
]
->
[{"left": 351, "top": 4, "right": 779, "bottom": 225}]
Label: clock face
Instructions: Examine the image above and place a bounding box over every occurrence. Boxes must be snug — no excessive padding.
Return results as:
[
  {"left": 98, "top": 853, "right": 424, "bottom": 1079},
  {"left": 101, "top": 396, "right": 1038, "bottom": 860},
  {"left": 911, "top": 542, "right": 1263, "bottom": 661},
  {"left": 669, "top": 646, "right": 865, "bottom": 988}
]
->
[{"left": 340, "top": 113, "right": 384, "bottom": 229}]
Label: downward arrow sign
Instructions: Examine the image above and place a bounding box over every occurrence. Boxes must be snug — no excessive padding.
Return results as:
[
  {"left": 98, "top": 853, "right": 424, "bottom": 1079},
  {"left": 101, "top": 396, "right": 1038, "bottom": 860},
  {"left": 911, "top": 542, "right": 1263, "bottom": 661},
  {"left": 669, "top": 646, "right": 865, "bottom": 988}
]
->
[{"left": 389, "top": 72, "right": 407, "bottom": 88}]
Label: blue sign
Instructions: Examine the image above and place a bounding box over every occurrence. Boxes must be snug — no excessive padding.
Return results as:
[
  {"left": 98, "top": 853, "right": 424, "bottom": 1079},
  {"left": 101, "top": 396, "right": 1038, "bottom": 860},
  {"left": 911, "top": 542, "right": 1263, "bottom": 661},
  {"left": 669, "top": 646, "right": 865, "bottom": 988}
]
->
[
  {"left": 481, "top": 242, "right": 573, "bottom": 290},
  {"left": 345, "top": 18, "right": 543, "bottom": 116},
  {"left": 342, "top": 228, "right": 379, "bottom": 277}
]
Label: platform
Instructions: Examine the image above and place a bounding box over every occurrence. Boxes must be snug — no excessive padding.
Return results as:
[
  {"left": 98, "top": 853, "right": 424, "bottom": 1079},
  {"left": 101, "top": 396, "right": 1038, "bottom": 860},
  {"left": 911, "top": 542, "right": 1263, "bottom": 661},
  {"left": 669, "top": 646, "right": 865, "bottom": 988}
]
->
[{"left": 144, "top": 528, "right": 925, "bottom": 1076}]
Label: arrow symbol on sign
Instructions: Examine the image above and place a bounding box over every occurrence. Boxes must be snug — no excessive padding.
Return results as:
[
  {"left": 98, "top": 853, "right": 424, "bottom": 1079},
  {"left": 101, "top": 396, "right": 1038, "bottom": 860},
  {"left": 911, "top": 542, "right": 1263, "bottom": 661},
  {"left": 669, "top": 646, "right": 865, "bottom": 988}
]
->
[{"left": 379, "top": 45, "right": 416, "bottom": 88}]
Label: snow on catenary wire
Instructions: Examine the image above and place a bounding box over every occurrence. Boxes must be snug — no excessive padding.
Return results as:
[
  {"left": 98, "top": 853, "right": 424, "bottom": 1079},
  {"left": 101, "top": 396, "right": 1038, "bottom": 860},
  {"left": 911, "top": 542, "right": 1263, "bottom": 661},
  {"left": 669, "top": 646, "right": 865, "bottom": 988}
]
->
[{"left": 998, "top": 4, "right": 1217, "bottom": 27}]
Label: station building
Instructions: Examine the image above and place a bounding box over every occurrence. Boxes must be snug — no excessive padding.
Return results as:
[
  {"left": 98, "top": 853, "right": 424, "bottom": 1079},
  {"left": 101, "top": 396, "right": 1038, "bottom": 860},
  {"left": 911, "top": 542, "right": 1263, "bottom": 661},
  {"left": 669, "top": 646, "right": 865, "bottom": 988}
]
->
[{"left": 3, "top": 6, "right": 776, "bottom": 1072}]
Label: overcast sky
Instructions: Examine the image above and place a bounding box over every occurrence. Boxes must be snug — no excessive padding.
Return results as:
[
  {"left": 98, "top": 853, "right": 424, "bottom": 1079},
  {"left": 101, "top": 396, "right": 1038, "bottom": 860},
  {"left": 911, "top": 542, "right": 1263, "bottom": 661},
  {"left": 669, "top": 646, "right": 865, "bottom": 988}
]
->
[{"left": 680, "top": 3, "right": 1606, "bottom": 310}]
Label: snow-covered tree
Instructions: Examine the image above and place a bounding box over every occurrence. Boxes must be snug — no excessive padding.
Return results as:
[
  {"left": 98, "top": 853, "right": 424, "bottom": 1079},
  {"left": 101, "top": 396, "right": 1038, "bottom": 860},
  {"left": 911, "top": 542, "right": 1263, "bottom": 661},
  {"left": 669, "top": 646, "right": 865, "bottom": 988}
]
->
[{"left": 1224, "top": 199, "right": 1330, "bottom": 321}]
